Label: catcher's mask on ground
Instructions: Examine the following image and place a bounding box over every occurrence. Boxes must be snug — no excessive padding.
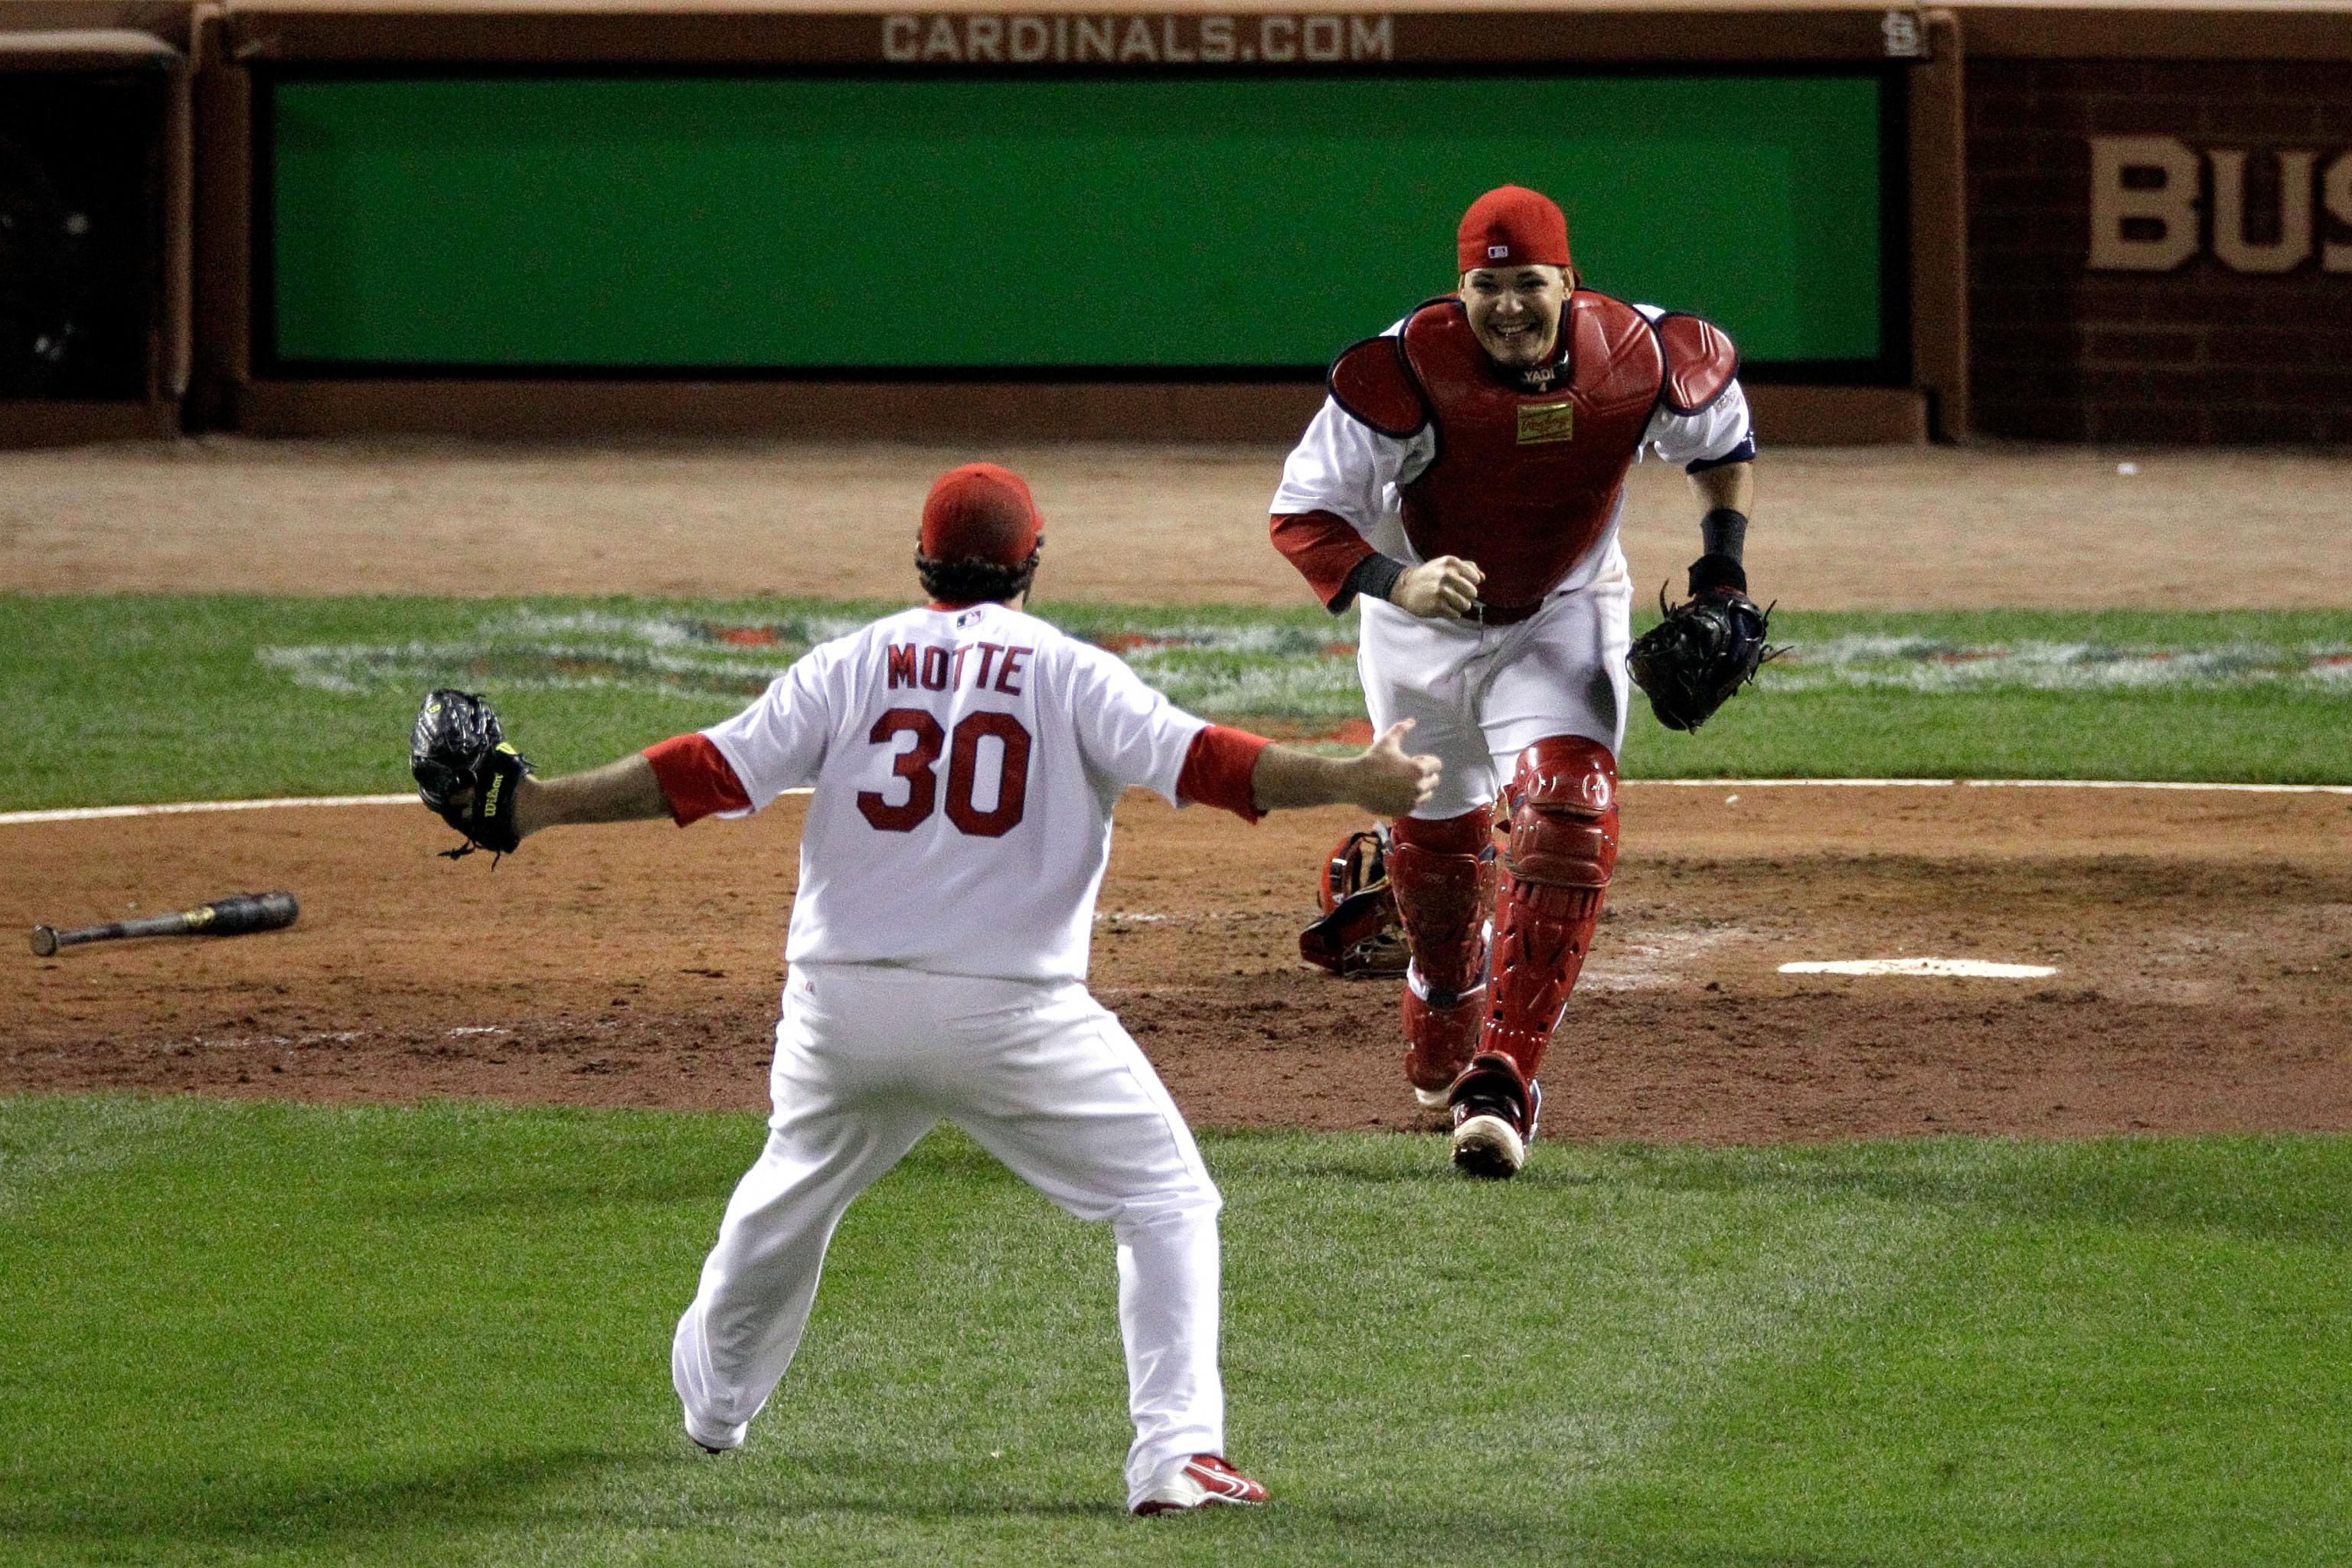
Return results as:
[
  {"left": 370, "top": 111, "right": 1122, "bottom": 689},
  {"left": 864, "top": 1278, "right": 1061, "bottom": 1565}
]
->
[{"left": 1298, "top": 825, "right": 1410, "bottom": 977}]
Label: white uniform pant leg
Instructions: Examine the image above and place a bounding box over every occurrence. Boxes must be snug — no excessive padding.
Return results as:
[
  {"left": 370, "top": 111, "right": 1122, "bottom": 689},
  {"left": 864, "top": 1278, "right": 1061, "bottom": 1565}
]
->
[
  {"left": 1113, "top": 1205, "right": 1224, "bottom": 1501},
  {"left": 1357, "top": 596, "right": 1509, "bottom": 819},
  {"left": 672, "top": 987, "right": 936, "bottom": 1449},
  {"left": 1479, "top": 570, "right": 1635, "bottom": 768},
  {"left": 941, "top": 982, "right": 1226, "bottom": 1508}
]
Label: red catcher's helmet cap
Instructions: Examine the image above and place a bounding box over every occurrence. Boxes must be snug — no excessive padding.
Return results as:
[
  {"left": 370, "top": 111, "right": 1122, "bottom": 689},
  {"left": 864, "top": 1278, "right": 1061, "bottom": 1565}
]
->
[
  {"left": 920, "top": 462, "right": 1044, "bottom": 567},
  {"left": 1456, "top": 185, "right": 1572, "bottom": 273}
]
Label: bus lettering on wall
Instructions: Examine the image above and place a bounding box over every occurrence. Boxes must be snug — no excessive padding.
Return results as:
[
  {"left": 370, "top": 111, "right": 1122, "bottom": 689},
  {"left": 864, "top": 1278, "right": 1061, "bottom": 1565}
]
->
[
  {"left": 881, "top": 14, "right": 1397, "bottom": 65},
  {"left": 2089, "top": 136, "right": 2352, "bottom": 273}
]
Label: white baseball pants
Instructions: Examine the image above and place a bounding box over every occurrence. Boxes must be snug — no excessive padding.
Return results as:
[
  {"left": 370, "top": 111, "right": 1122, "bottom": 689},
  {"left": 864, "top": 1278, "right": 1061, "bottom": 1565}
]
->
[
  {"left": 1357, "top": 568, "right": 1635, "bottom": 820},
  {"left": 671, "top": 962, "right": 1226, "bottom": 1507}
]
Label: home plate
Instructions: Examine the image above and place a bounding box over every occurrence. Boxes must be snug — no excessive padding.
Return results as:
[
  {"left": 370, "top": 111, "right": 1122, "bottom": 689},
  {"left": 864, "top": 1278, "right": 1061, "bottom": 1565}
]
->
[{"left": 1779, "top": 959, "right": 2058, "bottom": 979}]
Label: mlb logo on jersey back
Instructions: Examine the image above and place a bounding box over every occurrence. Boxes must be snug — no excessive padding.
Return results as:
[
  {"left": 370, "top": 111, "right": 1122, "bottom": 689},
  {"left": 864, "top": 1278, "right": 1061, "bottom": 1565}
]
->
[{"left": 957, "top": 609, "right": 983, "bottom": 629}]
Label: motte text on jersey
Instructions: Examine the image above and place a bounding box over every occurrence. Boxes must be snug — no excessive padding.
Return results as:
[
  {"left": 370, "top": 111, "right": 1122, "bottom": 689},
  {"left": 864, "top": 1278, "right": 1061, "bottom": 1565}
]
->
[{"left": 886, "top": 639, "right": 1036, "bottom": 697}]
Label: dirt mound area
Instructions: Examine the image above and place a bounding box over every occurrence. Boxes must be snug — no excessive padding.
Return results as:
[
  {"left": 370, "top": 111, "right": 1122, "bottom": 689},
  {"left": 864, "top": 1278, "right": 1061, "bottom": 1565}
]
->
[
  {"left": 8, "top": 437, "right": 2350, "bottom": 609},
  {"left": 6, "top": 787, "right": 2346, "bottom": 1142}
]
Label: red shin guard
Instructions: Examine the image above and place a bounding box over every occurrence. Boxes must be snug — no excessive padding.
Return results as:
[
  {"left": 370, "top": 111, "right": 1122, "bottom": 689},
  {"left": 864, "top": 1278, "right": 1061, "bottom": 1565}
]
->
[
  {"left": 1485, "top": 881, "right": 1605, "bottom": 1075},
  {"left": 1483, "top": 738, "right": 1619, "bottom": 1080},
  {"left": 1401, "top": 982, "right": 1485, "bottom": 1093},
  {"left": 1387, "top": 808, "right": 1498, "bottom": 1092}
]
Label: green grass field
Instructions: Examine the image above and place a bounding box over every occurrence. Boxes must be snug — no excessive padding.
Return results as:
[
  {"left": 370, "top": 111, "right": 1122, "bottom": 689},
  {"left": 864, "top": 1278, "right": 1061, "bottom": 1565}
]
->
[
  {"left": 3, "top": 1097, "right": 2347, "bottom": 1567},
  {"left": 3, "top": 594, "right": 2350, "bottom": 809}
]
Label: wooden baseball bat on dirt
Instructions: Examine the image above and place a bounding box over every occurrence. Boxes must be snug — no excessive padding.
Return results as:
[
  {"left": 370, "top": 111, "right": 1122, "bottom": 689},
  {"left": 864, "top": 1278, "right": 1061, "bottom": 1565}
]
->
[{"left": 29, "top": 891, "right": 299, "bottom": 957}]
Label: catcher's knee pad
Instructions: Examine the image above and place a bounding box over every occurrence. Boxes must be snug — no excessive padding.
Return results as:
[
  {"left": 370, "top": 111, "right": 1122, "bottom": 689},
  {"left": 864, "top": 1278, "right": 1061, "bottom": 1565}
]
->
[
  {"left": 1387, "top": 808, "right": 1499, "bottom": 996},
  {"left": 1501, "top": 737, "right": 1619, "bottom": 890},
  {"left": 1485, "top": 739, "right": 1618, "bottom": 1078}
]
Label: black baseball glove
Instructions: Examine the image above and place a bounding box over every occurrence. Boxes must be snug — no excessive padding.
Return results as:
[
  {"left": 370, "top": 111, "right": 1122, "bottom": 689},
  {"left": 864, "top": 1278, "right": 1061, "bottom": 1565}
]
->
[
  {"left": 1626, "top": 583, "right": 1779, "bottom": 733},
  {"left": 410, "top": 688, "right": 532, "bottom": 859}
]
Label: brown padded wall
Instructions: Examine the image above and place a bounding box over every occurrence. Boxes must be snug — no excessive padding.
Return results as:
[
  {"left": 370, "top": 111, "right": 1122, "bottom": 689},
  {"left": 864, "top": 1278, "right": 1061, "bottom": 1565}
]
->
[
  {"left": 1967, "top": 57, "right": 2352, "bottom": 443},
  {"left": 0, "top": 25, "right": 188, "bottom": 445},
  {"left": 219, "top": 4, "right": 1903, "bottom": 65},
  {"left": 1958, "top": 5, "right": 2352, "bottom": 63}
]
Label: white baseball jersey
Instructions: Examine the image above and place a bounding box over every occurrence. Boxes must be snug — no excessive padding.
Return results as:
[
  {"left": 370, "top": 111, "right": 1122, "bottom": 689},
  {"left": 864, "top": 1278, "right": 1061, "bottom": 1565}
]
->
[
  {"left": 1269, "top": 303, "right": 1755, "bottom": 593},
  {"left": 701, "top": 601, "right": 1211, "bottom": 984},
  {"left": 667, "top": 599, "right": 1243, "bottom": 1503}
]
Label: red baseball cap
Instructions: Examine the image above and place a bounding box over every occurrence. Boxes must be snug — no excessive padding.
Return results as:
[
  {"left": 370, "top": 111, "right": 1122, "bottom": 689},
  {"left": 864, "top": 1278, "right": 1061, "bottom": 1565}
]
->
[
  {"left": 1457, "top": 185, "right": 1572, "bottom": 273},
  {"left": 920, "top": 462, "right": 1044, "bottom": 567}
]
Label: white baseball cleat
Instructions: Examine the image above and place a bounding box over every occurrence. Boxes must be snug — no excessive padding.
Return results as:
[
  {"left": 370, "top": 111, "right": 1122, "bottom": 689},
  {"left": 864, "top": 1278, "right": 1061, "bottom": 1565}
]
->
[
  {"left": 1132, "top": 1454, "right": 1269, "bottom": 1516},
  {"left": 1447, "top": 1052, "right": 1538, "bottom": 1181},
  {"left": 1413, "top": 1085, "right": 1451, "bottom": 1110},
  {"left": 1449, "top": 1112, "right": 1526, "bottom": 1179}
]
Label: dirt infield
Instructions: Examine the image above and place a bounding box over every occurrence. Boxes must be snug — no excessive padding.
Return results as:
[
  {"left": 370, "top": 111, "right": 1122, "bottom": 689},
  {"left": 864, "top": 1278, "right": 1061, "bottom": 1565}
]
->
[
  {"left": 5, "top": 435, "right": 2350, "bottom": 1142},
  {"left": 7, "top": 436, "right": 2352, "bottom": 608},
  {"left": 6, "top": 787, "right": 2347, "bottom": 1141}
]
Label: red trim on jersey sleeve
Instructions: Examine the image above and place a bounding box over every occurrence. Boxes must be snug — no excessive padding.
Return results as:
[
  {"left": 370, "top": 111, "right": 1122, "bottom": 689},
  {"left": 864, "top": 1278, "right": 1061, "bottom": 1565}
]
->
[
  {"left": 1270, "top": 510, "right": 1377, "bottom": 612},
  {"left": 1178, "top": 724, "right": 1270, "bottom": 824},
  {"left": 642, "top": 733, "right": 752, "bottom": 827}
]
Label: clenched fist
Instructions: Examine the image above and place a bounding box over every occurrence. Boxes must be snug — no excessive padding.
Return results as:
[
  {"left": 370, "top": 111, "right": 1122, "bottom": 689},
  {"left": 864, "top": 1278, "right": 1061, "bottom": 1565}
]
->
[{"left": 1392, "top": 555, "right": 1485, "bottom": 620}]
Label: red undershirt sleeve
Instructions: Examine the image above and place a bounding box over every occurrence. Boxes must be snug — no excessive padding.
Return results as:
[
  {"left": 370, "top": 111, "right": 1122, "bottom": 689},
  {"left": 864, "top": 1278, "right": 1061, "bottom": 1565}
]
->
[
  {"left": 1177, "top": 724, "right": 1271, "bottom": 825},
  {"left": 642, "top": 733, "right": 752, "bottom": 828},
  {"left": 1269, "top": 510, "right": 1377, "bottom": 612}
]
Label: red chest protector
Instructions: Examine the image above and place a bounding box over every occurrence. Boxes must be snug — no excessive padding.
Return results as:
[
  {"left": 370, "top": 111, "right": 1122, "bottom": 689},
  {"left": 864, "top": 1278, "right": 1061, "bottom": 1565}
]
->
[{"left": 1328, "top": 292, "right": 1736, "bottom": 612}]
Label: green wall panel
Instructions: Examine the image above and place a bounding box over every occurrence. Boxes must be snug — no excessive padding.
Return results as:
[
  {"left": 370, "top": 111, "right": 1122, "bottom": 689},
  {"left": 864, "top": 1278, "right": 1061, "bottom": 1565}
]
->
[{"left": 268, "top": 73, "right": 1886, "bottom": 370}]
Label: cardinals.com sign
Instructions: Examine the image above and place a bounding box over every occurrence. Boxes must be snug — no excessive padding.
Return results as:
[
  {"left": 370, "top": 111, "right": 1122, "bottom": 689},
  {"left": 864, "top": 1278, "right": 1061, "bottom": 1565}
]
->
[
  {"left": 2089, "top": 136, "right": 2352, "bottom": 273},
  {"left": 881, "top": 13, "right": 1396, "bottom": 64}
]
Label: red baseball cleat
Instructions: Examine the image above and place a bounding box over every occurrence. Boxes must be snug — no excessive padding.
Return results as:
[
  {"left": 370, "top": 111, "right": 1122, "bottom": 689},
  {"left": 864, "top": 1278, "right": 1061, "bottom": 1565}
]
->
[{"left": 1132, "top": 1454, "right": 1269, "bottom": 1516}]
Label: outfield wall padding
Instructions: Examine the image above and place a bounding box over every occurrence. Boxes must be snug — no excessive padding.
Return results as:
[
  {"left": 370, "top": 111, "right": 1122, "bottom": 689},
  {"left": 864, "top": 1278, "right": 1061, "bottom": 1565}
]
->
[
  {"left": 198, "top": 2, "right": 1962, "bottom": 443},
  {"left": 260, "top": 71, "right": 1892, "bottom": 374}
]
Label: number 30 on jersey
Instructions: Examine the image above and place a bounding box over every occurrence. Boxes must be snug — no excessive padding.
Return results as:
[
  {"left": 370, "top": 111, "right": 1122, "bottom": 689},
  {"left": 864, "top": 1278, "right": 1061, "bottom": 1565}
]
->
[{"left": 857, "top": 708, "right": 1033, "bottom": 837}]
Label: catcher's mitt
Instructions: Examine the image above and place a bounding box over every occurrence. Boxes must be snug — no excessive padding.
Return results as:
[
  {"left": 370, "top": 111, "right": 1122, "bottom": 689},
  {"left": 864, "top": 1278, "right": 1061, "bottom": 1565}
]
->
[
  {"left": 1626, "top": 585, "right": 1779, "bottom": 732},
  {"left": 1298, "top": 826, "right": 1410, "bottom": 977},
  {"left": 410, "top": 688, "right": 532, "bottom": 859}
]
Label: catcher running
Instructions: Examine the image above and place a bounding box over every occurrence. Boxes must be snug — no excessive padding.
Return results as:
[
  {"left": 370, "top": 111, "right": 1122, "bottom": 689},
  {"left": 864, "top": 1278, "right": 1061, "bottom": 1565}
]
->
[
  {"left": 1271, "top": 184, "right": 1772, "bottom": 1178},
  {"left": 410, "top": 462, "right": 1439, "bottom": 1515}
]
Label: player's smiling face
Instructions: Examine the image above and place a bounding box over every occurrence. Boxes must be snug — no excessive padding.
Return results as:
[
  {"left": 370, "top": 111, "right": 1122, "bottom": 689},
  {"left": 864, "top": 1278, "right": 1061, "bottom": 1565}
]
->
[{"left": 1460, "top": 265, "right": 1566, "bottom": 368}]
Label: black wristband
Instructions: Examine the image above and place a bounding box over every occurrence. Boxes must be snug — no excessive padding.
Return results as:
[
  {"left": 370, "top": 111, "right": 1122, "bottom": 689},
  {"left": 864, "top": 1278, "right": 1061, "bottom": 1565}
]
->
[
  {"left": 1699, "top": 507, "right": 1748, "bottom": 564},
  {"left": 1343, "top": 553, "right": 1406, "bottom": 606},
  {"left": 1687, "top": 552, "right": 1748, "bottom": 597}
]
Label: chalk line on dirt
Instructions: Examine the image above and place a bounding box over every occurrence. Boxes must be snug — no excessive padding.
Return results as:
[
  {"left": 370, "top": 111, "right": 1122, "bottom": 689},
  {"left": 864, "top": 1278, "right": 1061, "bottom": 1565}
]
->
[
  {"left": 1780, "top": 959, "right": 2060, "bottom": 979},
  {"left": 0, "top": 777, "right": 2341, "bottom": 828},
  {"left": 0, "top": 793, "right": 419, "bottom": 825},
  {"left": 1647, "top": 779, "right": 2352, "bottom": 795},
  {"left": 0, "top": 787, "right": 816, "bottom": 826}
]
